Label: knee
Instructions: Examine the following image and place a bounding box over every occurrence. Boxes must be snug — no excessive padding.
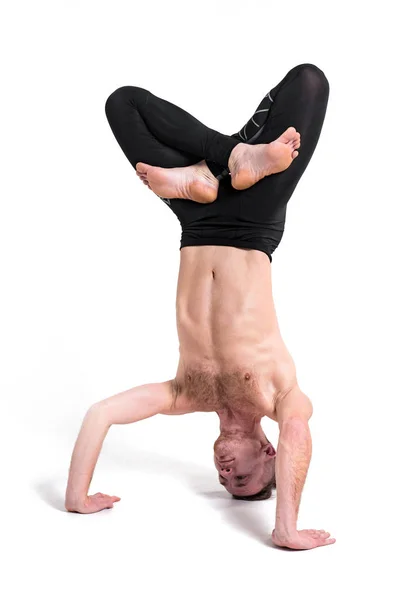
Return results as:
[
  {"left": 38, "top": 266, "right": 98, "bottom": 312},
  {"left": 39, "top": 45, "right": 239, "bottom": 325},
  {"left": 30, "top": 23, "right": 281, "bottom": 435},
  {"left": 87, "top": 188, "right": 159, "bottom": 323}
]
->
[
  {"left": 294, "top": 63, "right": 330, "bottom": 95},
  {"left": 105, "top": 85, "right": 148, "bottom": 118}
]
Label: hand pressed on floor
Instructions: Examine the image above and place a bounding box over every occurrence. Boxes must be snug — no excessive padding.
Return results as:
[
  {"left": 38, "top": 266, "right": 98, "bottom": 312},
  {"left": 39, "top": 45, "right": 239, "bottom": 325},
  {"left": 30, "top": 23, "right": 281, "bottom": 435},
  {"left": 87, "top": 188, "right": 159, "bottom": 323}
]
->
[
  {"left": 272, "top": 528, "right": 336, "bottom": 550},
  {"left": 66, "top": 492, "right": 121, "bottom": 514}
]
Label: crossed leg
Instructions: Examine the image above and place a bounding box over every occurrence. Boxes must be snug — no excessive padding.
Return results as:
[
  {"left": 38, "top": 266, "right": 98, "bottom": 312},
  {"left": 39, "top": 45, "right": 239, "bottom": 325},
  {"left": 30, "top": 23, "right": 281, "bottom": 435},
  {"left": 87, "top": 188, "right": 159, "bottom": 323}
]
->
[{"left": 105, "top": 64, "right": 329, "bottom": 208}]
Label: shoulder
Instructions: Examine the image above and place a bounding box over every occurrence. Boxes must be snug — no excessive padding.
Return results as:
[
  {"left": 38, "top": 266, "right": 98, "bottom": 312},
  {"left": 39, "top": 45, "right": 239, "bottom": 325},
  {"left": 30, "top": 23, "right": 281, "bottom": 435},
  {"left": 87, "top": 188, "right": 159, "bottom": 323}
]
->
[
  {"left": 274, "top": 385, "right": 313, "bottom": 423},
  {"left": 261, "top": 351, "right": 299, "bottom": 421}
]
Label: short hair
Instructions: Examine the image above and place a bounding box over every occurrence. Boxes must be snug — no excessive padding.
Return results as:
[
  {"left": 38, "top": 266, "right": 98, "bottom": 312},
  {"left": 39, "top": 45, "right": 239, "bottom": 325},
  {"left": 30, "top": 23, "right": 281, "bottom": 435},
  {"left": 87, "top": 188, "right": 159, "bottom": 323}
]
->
[{"left": 232, "top": 474, "right": 276, "bottom": 501}]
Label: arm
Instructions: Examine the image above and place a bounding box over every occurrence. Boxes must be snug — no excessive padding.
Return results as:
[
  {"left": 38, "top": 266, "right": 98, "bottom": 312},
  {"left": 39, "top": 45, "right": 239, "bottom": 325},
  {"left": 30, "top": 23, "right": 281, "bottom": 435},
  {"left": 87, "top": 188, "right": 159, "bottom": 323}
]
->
[
  {"left": 272, "top": 385, "right": 336, "bottom": 550},
  {"left": 65, "top": 380, "right": 176, "bottom": 514}
]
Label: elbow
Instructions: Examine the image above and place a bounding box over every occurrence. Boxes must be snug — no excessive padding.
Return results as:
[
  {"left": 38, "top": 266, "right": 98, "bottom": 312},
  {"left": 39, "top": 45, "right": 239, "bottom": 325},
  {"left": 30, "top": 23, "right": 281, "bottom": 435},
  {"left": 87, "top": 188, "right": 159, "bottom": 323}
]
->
[{"left": 86, "top": 401, "right": 112, "bottom": 428}]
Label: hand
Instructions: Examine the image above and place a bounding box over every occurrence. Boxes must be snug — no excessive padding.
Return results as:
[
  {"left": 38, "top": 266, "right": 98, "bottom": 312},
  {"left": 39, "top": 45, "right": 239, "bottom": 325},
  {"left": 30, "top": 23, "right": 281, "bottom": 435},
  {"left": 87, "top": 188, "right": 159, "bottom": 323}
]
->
[
  {"left": 272, "top": 528, "right": 336, "bottom": 550},
  {"left": 66, "top": 492, "right": 121, "bottom": 514}
]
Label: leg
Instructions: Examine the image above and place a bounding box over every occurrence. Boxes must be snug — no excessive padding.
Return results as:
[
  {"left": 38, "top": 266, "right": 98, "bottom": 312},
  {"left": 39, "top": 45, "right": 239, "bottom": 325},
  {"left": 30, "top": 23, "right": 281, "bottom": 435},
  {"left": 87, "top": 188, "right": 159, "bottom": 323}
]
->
[
  {"left": 232, "top": 63, "right": 330, "bottom": 255},
  {"left": 177, "top": 64, "right": 330, "bottom": 260},
  {"left": 105, "top": 86, "right": 203, "bottom": 171},
  {"left": 105, "top": 86, "right": 241, "bottom": 203},
  {"left": 131, "top": 87, "right": 240, "bottom": 168},
  {"left": 228, "top": 63, "right": 330, "bottom": 197}
]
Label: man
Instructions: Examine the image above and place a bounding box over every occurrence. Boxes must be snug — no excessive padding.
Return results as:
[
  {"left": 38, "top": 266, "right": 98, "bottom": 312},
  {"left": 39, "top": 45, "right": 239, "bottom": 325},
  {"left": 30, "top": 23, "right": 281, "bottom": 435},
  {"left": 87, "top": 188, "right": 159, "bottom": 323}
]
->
[{"left": 65, "top": 63, "right": 335, "bottom": 550}]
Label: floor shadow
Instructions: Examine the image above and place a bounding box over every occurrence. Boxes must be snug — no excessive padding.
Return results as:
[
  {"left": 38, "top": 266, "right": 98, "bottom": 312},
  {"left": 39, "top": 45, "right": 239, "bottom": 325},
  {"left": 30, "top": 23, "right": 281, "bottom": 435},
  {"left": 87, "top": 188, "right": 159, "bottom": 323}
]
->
[
  {"left": 104, "top": 439, "right": 273, "bottom": 546},
  {"left": 33, "top": 479, "right": 66, "bottom": 512},
  {"left": 34, "top": 438, "right": 275, "bottom": 544}
]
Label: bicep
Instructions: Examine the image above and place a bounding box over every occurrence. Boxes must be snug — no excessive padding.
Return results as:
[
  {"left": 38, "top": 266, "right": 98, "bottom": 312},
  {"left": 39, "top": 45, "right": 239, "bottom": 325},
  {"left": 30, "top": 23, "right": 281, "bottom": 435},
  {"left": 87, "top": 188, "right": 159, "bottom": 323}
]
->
[{"left": 93, "top": 380, "right": 176, "bottom": 425}]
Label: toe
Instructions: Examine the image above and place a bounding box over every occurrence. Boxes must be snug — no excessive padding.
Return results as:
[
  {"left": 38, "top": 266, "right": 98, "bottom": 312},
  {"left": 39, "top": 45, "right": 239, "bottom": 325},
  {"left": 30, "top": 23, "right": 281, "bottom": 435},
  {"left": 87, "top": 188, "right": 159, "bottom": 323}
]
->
[
  {"left": 278, "top": 127, "right": 297, "bottom": 145},
  {"left": 136, "top": 162, "right": 150, "bottom": 174},
  {"left": 285, "top": 127, "right": 297, "bottom": 141}
]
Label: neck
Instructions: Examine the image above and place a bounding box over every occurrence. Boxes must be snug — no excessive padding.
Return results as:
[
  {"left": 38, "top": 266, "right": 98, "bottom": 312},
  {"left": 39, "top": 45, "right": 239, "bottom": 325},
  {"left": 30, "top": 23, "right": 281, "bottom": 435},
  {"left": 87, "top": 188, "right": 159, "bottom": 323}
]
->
[{"left": 217, "top": 408, "right": 268, "bottom": 441}]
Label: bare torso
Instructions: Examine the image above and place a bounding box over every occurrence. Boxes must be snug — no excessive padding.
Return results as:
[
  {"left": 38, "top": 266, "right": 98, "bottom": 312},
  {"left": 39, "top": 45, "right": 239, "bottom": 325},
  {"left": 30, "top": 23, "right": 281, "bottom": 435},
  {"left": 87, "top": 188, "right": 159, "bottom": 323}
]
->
[{"left": 171, "top": 246, "right": 298, "bottom": 419}]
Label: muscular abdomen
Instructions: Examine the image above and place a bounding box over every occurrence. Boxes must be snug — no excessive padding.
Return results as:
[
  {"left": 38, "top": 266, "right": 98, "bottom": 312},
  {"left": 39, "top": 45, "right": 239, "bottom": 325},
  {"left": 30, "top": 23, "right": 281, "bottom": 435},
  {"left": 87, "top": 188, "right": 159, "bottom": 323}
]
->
[{"left": 176, "top": 245, "right": 282, "bottom": 365}]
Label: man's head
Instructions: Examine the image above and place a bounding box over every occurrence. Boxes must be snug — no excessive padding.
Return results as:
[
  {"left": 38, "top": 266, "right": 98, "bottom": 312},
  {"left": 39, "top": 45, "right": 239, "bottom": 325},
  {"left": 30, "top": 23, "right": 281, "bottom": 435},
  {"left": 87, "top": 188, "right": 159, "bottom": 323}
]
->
[{"left": 213, "top": 431, "right": 276, "bottom": 500}]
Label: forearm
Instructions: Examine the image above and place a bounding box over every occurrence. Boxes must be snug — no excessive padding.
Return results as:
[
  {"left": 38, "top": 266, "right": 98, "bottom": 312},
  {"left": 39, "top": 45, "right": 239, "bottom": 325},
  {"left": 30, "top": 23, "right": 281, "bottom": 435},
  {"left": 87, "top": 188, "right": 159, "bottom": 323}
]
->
[
  {"left": 275, "top": 417, "right": 312, "bottom": 537},
  {"left": 65, "top": 405, "right": 110, "bottom": 509}
]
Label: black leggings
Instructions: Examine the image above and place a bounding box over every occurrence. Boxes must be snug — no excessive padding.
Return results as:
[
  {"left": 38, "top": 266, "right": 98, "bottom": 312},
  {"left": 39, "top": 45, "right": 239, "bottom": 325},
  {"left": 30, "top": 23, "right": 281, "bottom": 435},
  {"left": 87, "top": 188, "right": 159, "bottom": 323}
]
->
[{"left": 105, "top": 63, "right": 330, "bottom": 262}]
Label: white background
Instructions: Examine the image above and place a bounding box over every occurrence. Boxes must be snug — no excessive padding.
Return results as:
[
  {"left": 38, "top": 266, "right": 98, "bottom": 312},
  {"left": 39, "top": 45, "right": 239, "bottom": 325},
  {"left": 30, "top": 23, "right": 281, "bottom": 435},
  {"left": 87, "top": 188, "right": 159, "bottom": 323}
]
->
[{"left": 1, "top": 1, "right": 398, "bottom": 598}]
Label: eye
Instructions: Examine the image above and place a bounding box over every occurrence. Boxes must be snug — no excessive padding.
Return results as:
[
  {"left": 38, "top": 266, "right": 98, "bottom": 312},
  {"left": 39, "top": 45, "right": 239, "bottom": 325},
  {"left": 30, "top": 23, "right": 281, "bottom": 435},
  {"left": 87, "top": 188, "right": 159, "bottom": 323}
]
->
[
  {"left": 219, "top": 476, "right": 227, "bottom": 486},
  {"left": 235, "top": 475, "right": 249, "bottom": 481}
]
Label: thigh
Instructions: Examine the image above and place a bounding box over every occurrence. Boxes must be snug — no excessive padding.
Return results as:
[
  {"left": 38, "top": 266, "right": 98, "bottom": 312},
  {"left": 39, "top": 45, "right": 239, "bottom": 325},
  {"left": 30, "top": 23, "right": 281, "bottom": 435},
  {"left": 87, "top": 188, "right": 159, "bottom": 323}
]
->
[
  {"left": 233, "top": 63, "right": 330, "bottom": 221},
  {"left": 105, "top": 85, "right": 201, "bottom": 171},
  {"left": 196, "top": 64, "right": 330, "bottom": 255}
]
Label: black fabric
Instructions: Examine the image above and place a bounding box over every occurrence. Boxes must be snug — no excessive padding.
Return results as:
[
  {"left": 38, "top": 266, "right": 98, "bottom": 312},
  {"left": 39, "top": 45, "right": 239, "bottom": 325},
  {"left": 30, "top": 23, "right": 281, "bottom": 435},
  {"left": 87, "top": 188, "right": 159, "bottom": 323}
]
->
[{"left": 105, "top": 63, "right": 329, "bottom": 262}]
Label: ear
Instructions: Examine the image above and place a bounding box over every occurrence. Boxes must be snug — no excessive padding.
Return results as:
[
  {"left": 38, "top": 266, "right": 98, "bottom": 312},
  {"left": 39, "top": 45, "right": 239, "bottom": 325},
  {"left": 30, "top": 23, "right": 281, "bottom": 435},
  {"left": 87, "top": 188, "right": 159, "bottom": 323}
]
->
[{"left": 262, "top": 442, "right": 276, "bottom": 458}]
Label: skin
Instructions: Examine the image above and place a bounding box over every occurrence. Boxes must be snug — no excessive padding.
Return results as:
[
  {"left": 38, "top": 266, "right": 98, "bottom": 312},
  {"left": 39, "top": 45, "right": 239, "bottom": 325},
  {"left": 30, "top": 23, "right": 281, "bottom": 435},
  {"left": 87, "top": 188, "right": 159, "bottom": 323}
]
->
[{"left": 65, "top": 136, "right": 335, "bottom": 551}]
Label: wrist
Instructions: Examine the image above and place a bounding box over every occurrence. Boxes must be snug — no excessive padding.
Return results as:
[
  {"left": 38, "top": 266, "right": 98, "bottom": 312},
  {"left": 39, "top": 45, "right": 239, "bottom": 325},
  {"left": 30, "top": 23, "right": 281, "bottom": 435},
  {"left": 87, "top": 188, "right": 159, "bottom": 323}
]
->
[
  {"left": 275, "top": 511, "right": 298, "bottom": 538},
  {"left": 274, "top": 523, "right": 297, "bottom": 539},
  {"left": 273, "top": 526, "right": 299, "bottom": 544},
  {"left": 65, "top": 491, "right": 87, "bottom": 512}
]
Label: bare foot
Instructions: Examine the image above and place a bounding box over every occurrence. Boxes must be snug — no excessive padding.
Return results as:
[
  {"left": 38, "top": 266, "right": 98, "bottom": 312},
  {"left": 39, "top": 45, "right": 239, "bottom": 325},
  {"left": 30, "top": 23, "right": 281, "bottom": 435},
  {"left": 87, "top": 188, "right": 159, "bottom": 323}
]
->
[
  {"left": 228, "top": 127, "right": 301, "bottom": 190},
  {"left": 135, "top": 160, "right": 219, "bottom": 204}
]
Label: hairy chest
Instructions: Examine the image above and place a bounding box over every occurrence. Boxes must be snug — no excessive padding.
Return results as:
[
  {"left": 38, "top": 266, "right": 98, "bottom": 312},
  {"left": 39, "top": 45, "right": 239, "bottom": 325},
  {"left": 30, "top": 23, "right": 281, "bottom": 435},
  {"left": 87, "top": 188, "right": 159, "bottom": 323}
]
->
[{"left": 172, "top": 365, "right": 278, "bottom": 418}]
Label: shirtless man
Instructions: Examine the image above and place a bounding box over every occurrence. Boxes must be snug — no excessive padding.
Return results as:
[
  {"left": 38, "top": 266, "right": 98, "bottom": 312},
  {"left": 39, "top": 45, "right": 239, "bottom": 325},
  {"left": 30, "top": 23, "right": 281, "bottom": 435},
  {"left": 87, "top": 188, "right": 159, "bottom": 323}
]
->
[{"left": 65, "top": 63, "right": 335, "bottom": 550}]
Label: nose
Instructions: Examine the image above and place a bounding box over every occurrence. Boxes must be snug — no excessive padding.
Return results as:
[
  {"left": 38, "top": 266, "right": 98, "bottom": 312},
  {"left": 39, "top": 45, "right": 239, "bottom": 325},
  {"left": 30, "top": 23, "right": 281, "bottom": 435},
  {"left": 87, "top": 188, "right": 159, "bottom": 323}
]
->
[
  {"left": 217, "top": 458, "right": 235, "bottom": 474},
  {"left": 220, "top": 465, "right": 233, "bottom": 476}
]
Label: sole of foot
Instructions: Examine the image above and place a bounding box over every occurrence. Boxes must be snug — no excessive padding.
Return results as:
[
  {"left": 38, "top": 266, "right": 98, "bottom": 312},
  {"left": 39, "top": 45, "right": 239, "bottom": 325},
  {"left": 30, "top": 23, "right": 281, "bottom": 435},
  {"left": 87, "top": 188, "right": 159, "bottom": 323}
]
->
[
  {"left": 135, "top": 161, "right": 219, "bottom": 204},
  {"left": 229, "top": 126, "right": 301, "bottom": 191}
]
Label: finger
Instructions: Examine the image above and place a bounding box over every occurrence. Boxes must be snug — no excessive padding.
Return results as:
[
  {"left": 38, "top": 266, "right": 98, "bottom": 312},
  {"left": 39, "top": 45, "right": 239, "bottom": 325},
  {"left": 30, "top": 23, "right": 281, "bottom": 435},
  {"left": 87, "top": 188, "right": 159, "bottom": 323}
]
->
[
  {"left": 316, "top": 531, "right": 330, "bottom": 538},
  {"left": 323, "top": 538, "right": 336, "bottom": 545},
  {"left": 321, "top": 532, "right": 331, "bottom": 538},
  {"left": 101, "top": 495, "right": 121, "bottom": 504},
  {"left": 292, "top": 151, "right": 299, "bottom": 159}
]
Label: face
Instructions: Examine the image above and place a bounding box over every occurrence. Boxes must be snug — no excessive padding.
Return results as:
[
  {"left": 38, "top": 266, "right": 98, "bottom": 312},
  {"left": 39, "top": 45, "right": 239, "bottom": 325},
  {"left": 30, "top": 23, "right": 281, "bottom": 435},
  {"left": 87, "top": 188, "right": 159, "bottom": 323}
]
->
[{"left": 213, "top": 432, "right": 276, "bottom": 497}]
